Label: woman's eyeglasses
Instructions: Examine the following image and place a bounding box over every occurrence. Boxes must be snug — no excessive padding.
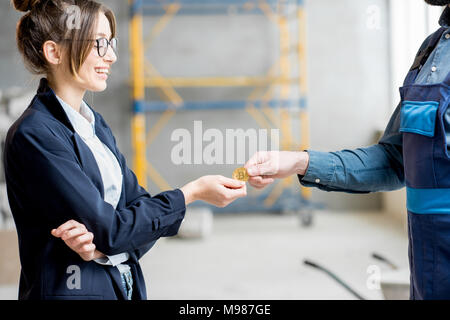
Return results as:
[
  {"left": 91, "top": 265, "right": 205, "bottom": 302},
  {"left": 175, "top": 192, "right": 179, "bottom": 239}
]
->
[
  {"left": 93, "top": 38, "right": 118, "bottom": 57},
  {"left": 62, "top": 37, "right": 118, "bottom": 57}
]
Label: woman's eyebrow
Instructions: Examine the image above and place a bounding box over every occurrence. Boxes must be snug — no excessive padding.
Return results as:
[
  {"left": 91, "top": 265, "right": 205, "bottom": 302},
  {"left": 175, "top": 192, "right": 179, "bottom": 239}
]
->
[{"left": 95, "top": 32, "right": 111, "bottom": 38}]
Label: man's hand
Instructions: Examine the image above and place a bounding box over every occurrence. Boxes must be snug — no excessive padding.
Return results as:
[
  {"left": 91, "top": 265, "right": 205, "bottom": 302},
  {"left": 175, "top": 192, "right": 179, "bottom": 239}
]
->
[
  {"left": 244, "top": 151, "right": 309, "bottom": 189},
  {"left": 51, "top": 220, "right": 105, "bottom": 262}
]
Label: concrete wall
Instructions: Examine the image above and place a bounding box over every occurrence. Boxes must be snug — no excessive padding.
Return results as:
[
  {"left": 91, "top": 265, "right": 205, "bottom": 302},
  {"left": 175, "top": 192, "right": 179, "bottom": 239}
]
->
[
  {"left": 0, "top": 0, "right": 392, "bottom": 211},
  {"left": 305, "top": 0, "right": 391, "bottom": 210}
]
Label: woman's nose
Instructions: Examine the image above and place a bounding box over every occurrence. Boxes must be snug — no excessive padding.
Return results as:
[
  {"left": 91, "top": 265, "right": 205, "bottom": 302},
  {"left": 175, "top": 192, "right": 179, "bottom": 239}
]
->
[{"left": 104, "top": 45, "right": 117, "bottom": 64}]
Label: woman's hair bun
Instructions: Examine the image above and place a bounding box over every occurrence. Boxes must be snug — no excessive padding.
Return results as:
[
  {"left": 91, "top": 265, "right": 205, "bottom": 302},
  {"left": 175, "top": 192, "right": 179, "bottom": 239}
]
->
[{"left": 12, "top": 0, "right": 41, "bottom": 12}]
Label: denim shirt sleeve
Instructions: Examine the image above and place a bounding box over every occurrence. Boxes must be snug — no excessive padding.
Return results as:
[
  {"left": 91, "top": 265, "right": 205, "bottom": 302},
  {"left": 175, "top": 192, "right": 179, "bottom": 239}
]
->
[{"left": 299, "top": 102, "right": 405, "bottom": 193}]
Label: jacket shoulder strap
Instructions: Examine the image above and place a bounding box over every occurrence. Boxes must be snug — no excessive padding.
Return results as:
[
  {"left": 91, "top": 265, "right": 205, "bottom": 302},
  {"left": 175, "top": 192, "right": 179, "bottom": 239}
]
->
[
  {"left": 403, "top": 27, "right": 446, "bottom": 86},
  {"left": 409, "top": 27, "right": 446, "bottom": 72}
]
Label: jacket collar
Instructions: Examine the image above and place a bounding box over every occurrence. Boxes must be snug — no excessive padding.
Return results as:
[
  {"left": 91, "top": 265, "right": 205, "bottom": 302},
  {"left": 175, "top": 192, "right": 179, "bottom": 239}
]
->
[
  {"left": 55, "top": 94, "right": 96, "bottom": 141},
  {"left": 440, "top": 6, "right": 450, "bottom": 28},
  {"left": 35, "top": 78, "right": 120, "bottom": 169},
  {"left": 36, "top": 78, "right": 76, "bottom": 133}
]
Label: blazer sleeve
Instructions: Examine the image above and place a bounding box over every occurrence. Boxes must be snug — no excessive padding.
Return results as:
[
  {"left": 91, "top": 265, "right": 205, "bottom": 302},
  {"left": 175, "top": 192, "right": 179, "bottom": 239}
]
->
[
  {"left": 99, "top": 117, "right": 184, "bottom": 261},
  {"left": 7, "top": 125, "right": 186, "bottom": 256}
]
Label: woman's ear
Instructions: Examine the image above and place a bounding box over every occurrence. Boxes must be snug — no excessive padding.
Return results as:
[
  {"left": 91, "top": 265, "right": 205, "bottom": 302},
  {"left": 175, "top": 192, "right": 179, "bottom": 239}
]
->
[{"left": 42, "top": 40, "right": 62, "bottom": 65}]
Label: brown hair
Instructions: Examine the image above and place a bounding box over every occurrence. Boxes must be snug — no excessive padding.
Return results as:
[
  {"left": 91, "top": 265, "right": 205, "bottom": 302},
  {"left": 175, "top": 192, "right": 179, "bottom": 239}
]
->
[{"left": 12, "top": 0, "right": 116, "bottom": 77}]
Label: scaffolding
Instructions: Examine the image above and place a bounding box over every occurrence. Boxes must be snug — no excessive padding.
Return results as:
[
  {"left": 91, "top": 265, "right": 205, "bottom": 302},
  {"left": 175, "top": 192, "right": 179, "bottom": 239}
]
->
[{"left": 129, "top": 0, "right": 314, "bottom": 218}]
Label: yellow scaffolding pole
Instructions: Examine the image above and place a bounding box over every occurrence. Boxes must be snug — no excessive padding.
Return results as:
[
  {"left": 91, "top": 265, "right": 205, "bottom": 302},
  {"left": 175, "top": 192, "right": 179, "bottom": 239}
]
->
[
  {"left": 132, "top": 114, "right": 147, "bottom": 189},
  {"left": 130, "top": 1, "right": 309, "bottom": 207},
  {"left": 263, "top": 2, "right": 312, "bottom": 207},
  {"left": 130, "top": 14, "right": 145, "bottom": 100},
  {"left": 130, "top": 7, "right": 147, "bottom": 189},
  {"left": 144, "top": 76, "right": 297, "bottom": 88},
  {"left": 278, "top": 15, "right": 290, "bottom": 99},
  {"left": 298, "top": 7, "right": 308, "bottom": 96},
  {"left": 298, "top": 7, "right": 311, "bottom": 200}
]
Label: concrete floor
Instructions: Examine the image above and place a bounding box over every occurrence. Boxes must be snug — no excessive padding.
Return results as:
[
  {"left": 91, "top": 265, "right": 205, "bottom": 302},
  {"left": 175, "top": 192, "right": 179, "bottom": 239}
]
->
[{"left": 0, "top": 210, "right": 409, "bottom": 300}]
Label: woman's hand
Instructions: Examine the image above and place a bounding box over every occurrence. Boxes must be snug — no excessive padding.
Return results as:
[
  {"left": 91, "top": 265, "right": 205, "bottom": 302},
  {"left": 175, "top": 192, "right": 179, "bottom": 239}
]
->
[
  {"left": 181, "top": 175, "right": 247, "bottom": 207},
  {"left": 51, "top": 220, "right": 105, "bottom": 262}
]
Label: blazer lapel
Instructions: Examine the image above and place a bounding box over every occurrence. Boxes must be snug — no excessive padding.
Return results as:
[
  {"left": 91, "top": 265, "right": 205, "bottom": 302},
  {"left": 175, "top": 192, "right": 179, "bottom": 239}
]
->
[
  {"left": 33, "top": 78, "right": 106, "bottom": 197},
  {"left": 71, "top": 133, "right": 105, "bottom": 199},
  {"left": 104, "top": 266, "right": 129, "bottom": 300},
  {"left": 34, "top": 78, "right": 75, "bottom": 132},
  {"left": 34, "top": 78, "right": 126, "bottom": 207},
  {"left": 94, "top": 123, "right": 116, "bottom": 159},
  {"left": 94, "top": 119, "right": 126, "bottom": 208}
]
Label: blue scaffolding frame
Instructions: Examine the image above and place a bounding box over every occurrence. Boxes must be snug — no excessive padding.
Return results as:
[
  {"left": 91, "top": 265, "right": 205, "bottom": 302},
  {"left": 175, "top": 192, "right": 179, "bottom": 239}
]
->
[{"left": 129, "top": 0, "right": 316, "bottom": 218}]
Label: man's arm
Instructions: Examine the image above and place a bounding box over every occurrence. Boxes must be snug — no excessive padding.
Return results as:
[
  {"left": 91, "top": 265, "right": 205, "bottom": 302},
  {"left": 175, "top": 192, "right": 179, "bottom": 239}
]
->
[
  {"left": 299, "top": 143, "right": 404, "bottom": 193},
  {"left": 246, "top": 102, "right": 405, "bottom": 193}
]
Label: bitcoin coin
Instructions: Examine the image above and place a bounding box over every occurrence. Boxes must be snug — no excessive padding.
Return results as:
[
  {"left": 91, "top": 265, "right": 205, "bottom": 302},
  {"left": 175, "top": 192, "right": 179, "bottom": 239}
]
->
[{"left": 232, "top": 167, "right": 249, "bottom": 182}]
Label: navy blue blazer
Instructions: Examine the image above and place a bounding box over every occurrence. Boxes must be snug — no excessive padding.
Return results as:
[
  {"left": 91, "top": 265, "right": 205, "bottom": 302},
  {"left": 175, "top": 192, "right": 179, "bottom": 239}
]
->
[{"left": 3, "top": 78, "right": 186, "bottom": 300}]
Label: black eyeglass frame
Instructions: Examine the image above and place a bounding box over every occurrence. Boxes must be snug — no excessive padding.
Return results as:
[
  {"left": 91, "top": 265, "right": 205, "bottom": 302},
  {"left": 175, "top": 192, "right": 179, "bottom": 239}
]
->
[
  {"left": 62, "top": 37, "right": 118, "bottom": 58},
  {"left": 92, "top": 37, "right": 118, "bottom": 58}
]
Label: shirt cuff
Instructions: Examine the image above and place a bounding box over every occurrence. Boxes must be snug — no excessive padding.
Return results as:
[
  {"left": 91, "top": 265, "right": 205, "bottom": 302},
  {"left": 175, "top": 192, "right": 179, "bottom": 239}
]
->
[
  {"left": 94, "top": 252, "right": 130, "bottom": 267},
  {"left": 298, "top": 150, "right": 336, "bottom": 188}
]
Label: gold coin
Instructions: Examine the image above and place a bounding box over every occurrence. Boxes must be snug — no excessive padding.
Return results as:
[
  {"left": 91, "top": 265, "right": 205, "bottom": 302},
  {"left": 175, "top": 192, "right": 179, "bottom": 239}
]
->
[{"left": 232, "top": 167, "right": 249, "bottom": 182}]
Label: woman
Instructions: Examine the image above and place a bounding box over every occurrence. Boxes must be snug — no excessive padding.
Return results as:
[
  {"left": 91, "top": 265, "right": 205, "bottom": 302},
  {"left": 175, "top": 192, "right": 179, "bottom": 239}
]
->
[{"left": 5, "top": 0, "right": 247, "bottom": 300}]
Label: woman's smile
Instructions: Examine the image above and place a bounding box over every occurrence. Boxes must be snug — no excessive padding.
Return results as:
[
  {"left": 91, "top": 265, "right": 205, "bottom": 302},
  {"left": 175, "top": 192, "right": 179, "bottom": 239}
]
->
[{"left": 94, "top": 67, "right": 110, "bottom": 80}]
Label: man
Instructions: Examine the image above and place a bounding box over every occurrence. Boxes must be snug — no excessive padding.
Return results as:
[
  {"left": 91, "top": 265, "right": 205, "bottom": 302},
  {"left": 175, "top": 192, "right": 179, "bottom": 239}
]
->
[{"left": 245, "top": 2, "right": 450, "bottom": 300}]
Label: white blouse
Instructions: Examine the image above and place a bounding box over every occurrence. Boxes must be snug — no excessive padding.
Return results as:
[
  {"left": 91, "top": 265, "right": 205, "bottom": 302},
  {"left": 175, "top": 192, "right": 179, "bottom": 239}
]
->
[{"left": 56, "top": 95, "right": 129, "bottom": 273}]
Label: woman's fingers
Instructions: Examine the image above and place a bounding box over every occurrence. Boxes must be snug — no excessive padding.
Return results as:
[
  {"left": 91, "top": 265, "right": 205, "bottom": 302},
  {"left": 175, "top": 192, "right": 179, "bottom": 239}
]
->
[
  {"left": 60, "top": 226, "right": 88, "bottom": 241},
  {"left": 50, "top": 219, "right": 97, "bottom": 261},
  {"left": 195, "top": 175, "right": 247, "bottom": 208},
  {"left": 51, "top": 219, "right": 86, "bottom": 237},
  {"left": 78, "top": 243, "right": 96, "bottom": 254},
  {"left": 78, "top": 244, "right": 97, "bottom": 262},
  {"left": 218, "top": 184, "right": 247, "bottom": 207},
  {"left": 65, "top": 232, "right": 94, "bottom": 249},
  {"left": 219, "top": 176, "right": 246, "bottom": 189}
]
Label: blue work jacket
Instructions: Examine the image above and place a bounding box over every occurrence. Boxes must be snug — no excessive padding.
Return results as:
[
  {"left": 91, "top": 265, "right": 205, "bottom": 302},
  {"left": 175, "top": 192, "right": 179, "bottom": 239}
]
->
[{"left": 3, "top": 78, "right": 186, "bottom": 300}]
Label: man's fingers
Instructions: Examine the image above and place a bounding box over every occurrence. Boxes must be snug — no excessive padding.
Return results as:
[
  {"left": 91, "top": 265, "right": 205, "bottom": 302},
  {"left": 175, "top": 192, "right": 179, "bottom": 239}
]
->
[
  {"left": 245, "top": 152, "right": 263, "bottom": 168},
  {"left": 259, "top": 176, "right": 275, "bottom": 185},
  {"left": 248, "top": 176, "right": 275, "bottom": 189},
  {"left": 246, "top": 162, "right": 277, "bottom": 177}
]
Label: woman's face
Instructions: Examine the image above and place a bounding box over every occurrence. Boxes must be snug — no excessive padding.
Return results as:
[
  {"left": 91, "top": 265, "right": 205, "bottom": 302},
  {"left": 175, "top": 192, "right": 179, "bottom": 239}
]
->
[{"left": 75, "top": 12, "right": 117, "bottom": 92}]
